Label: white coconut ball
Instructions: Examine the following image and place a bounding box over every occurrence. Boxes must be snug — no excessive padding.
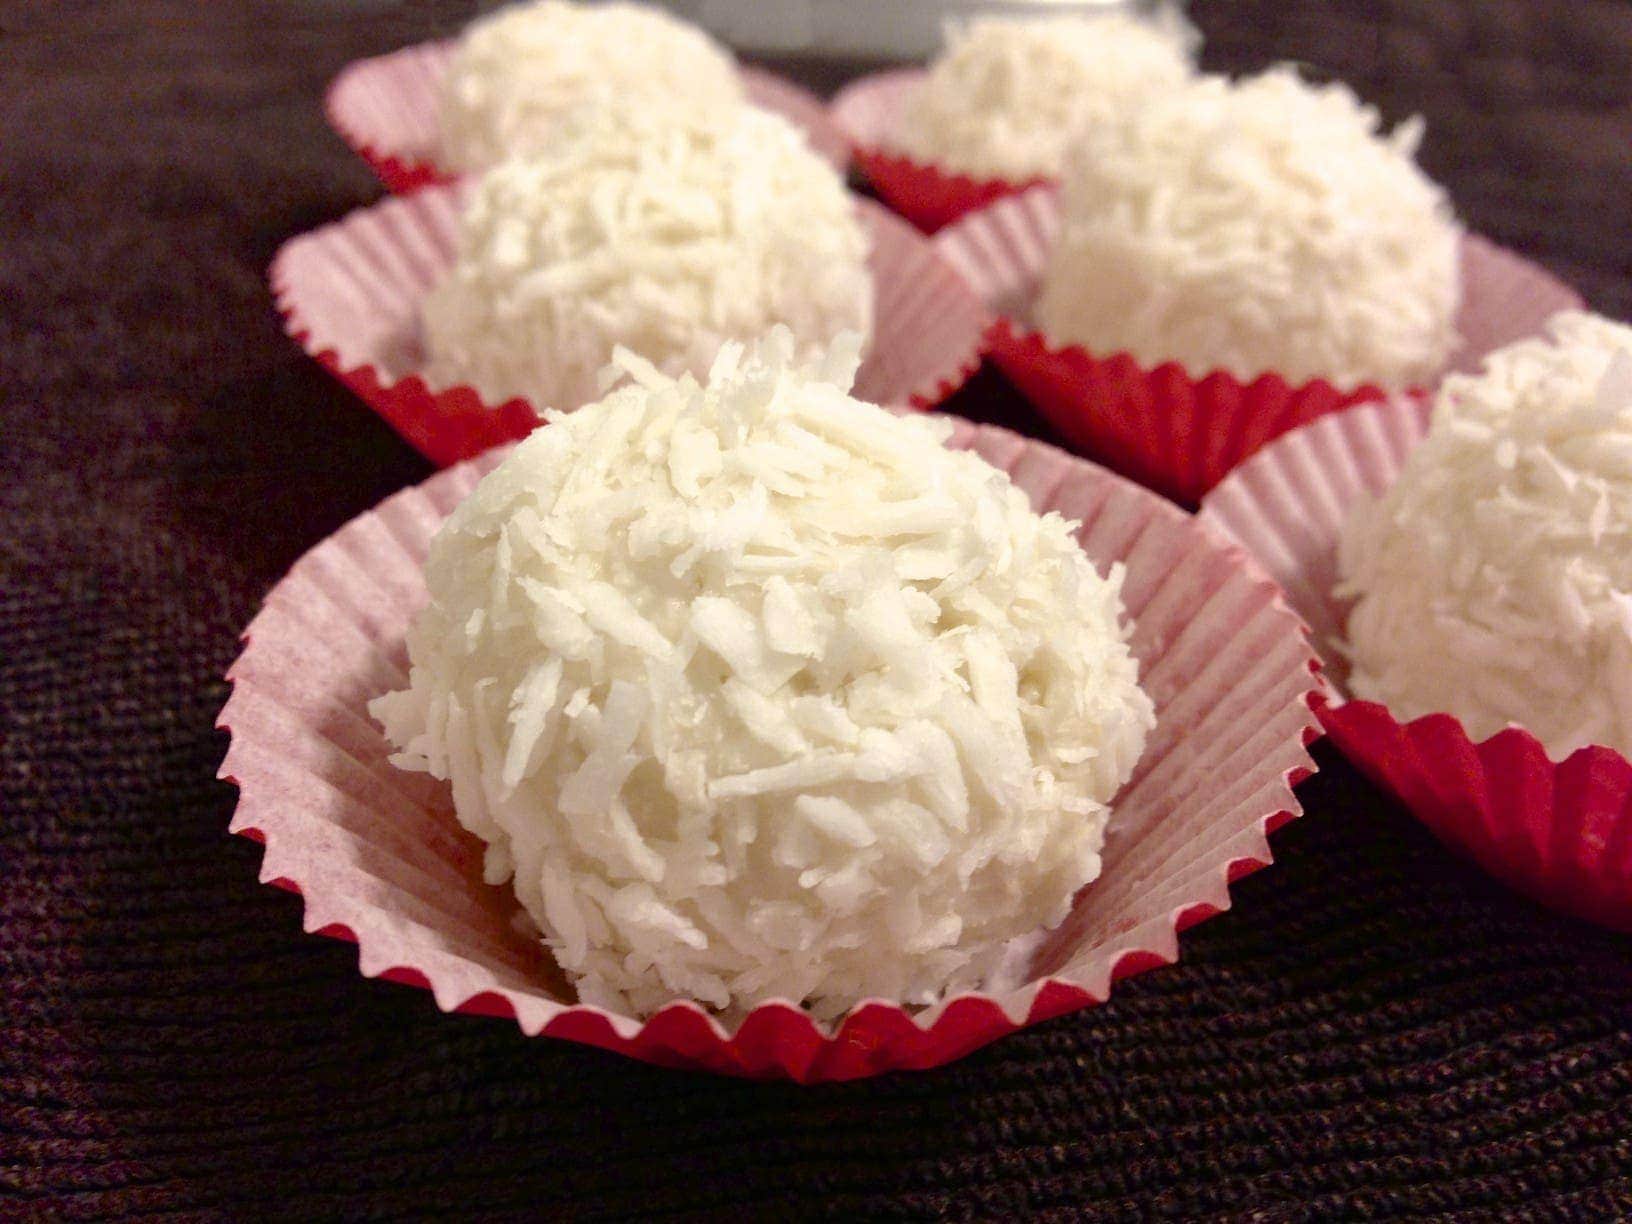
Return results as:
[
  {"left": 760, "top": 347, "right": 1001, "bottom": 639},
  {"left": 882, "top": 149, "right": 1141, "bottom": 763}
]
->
[
  {"left": 888, "top": 13, "right": 1196, "bottom": 183},
  {"left": 372, "top": 329, "right": 1155, "bottom": 1020},
  {"left": 1340, "top": 312, "right": 1632, "bottom": 759},
  {"left": 1035, "top": 67, "right": 1463, "bottom": 390},
  {"left": 438, "top": 0, "right": 744, "bottom": 171},
  {"left": 421, "top": 105, "right": 873, "bottom": 413}
]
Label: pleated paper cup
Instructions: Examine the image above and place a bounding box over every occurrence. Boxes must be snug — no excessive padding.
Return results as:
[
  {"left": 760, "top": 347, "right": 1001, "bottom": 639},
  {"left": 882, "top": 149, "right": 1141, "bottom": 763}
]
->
[
  {"left": 935, "top": 185, "right": 1587, "bottom": 507},
  {"left": 1200, "top": 396, "right": 1632, "bottom": 934},
  {"left": 269, "top": 186, "right": 988, "bottom": 467},
  {"left": 325, "top": 40, "right": 848, "bottom": 191},
  {"left": 217, "top": 419, "right": 1322, "bottom": 1082},
  {"left": 829, "top": 68, "right": 1044, "bottom": 234}
]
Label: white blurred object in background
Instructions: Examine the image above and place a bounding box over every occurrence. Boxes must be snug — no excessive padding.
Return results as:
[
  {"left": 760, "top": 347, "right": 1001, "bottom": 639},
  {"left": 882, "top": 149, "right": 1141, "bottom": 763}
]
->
[{"left": 475, "top": 1, "right": 1190, "bottom": 62}]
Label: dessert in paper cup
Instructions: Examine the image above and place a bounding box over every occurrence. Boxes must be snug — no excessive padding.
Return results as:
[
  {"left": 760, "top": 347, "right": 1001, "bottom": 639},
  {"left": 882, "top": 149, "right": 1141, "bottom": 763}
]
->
[
  {"left": 830, "top": 68, "right": 1044, "bottom": 237},
  {"left": 1201, "top": 312, "right": 1632, "bottom": 933},
  {"left": 325, "top": 1, "right": 846, "bottom": 190},
  {"left": 830, "top": 10, "right": 1195, "bottom": 233},
  {"left": 938, "top": 68, "right": 1582, "bottom": 507},
  {"left": 218, "top": 330, "right": 1321, "bottom": 1081},
  {"left": 272, "top": 105, "right": 986, "bottom": 466}
]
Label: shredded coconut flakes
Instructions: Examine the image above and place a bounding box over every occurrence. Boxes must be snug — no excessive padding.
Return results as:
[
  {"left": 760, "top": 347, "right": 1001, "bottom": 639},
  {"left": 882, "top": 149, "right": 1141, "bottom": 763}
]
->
[
  {"left": 373, "top": 329, "right": 1154, "bottom": 1019},
  {"left": 1035, "top": 66, "right": 1462, "bottom": 390},
  {"left": 438, "top": 0, "right": 743, "bottom": 171},
  {"left": 889, "top": 12, "right": 1197, "bottom": 182},
  {"left": 422, "top": 104, "right": 872, "bottom": 416}
]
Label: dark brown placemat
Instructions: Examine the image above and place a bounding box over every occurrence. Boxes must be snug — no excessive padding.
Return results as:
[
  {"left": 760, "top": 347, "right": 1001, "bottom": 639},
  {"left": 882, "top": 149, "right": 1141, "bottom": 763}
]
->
[{"left": 4, "top": 1, "right": 1631, "bottom": 1218}]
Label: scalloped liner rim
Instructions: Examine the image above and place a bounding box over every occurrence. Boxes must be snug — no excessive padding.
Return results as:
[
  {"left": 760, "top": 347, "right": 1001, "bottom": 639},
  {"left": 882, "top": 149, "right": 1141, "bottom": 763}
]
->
[
  {"left": 982, "top": 315, "right": 1392, "bottom": 411},
  {"left": 1315, "top": 691, "right": 1632, "bottom": 772},
  {"left": 850, "top": 146, "right": 1050, "bottom": 203}
]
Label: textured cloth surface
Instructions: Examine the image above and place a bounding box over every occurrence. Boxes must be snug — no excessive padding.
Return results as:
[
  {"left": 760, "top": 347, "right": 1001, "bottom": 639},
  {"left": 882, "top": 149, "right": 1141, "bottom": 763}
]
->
[{"left": 4, "top": 1, "right": 1632, "bottom": 1218}]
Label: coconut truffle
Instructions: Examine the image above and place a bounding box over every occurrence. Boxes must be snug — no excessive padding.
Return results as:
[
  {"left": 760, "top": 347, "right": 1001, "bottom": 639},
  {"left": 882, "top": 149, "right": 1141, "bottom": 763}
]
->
[
  {"left": 421, "top": 105, "right": 872, "bottom": 413},
  {"left": 438, "top": 0, "right": 744, "bottom": 171},
  {"left": 372, "top": 329, "right": 1155, "bottom": 1019},
  {"left": 1034, "top": 67, "right": 1462, "bottom": 390},
  {"left": 1340, "top": 312, "right": 1632, "bottom": 758},
  {"left": 888, "top": 14, "right": 1195, "bottom": 183}
]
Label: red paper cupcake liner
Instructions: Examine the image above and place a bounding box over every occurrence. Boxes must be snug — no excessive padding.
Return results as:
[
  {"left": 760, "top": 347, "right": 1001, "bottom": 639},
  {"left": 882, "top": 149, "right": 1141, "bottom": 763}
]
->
[
  {"left": 325, "top": 39, "right": 848, "bottom": 192},
  {"left": 269, "top": 186, "right": 989, "bottom": 467},
  {"left": 1200, "top": 395, "right": 1632, "bottom": 933},
  {"left": 934, "top": 185, "right": 1587, "bottom": 507},
  {"left": 217, "top": 419, "right": 1321, "bottom": 1081},
  {"left": 830, "top": 68, "right": 1043, "bottom": 234}
]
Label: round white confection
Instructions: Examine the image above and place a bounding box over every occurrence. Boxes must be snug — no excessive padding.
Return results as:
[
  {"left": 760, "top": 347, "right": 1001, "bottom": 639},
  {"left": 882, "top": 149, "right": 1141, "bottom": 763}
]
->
[
  {"left": 1034, "top": 66, "right": 1462, "bottom": 390},
  {"left": 1340, "top": 311, "right": 1632, "bottom": 758},
  {"left": 421, "top": 105, "right": 873, "bottom": 413},
  {"left": 372, "top": 329, "right": 1155, "bottom": 1020},
  {"left": 889, "top": 13, "right": 1196, "bottom": 182},
  {"left": 438, "top": 0, "right": 743, "bottom": 171}
]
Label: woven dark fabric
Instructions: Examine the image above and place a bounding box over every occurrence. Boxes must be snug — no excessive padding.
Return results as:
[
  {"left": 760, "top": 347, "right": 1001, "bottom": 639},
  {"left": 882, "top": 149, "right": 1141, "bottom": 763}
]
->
[{"left": 4, "top": 1, "right": 1632, "bottom": 1217}]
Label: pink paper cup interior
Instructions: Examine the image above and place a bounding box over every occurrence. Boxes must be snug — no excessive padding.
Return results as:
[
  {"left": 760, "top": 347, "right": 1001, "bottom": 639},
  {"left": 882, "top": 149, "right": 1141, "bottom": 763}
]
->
[
  {"left": 1197, "top": 394, "right": 1433, "bottom": 691},
  {"left": 218, "top": 419, "right": 1320, "bottom": 1081},
  {"left": 326, "top": 40, "right": 848, "bottom": 186},
  {"left": 829, "top": 67, "right": 921, "bottom": 153}
]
